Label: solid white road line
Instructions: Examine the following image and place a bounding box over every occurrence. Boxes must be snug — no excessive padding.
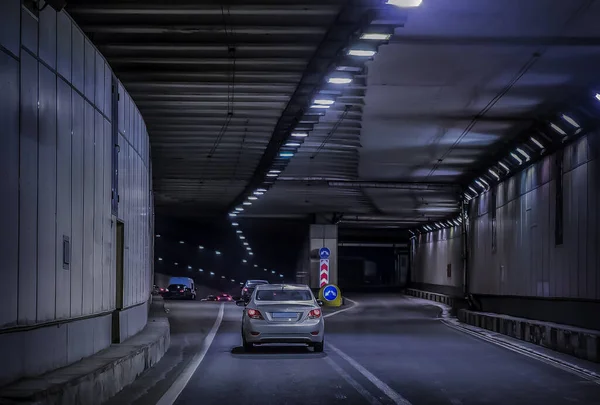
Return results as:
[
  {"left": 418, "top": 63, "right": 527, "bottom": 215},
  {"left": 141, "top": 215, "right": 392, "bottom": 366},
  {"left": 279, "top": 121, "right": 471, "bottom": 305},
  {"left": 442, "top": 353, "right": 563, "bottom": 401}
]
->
[
  {"left": 156, "top": 303, "right": 225, "bottom": 405},
  {"left": 324, "top": 356, "right": 384, "bottom": 405},
  {"left": 324, "top": 298, "right": 360, "bottom": 318},
  {"left": 328, "top": 343, "right": 413, "bottom": 405}
]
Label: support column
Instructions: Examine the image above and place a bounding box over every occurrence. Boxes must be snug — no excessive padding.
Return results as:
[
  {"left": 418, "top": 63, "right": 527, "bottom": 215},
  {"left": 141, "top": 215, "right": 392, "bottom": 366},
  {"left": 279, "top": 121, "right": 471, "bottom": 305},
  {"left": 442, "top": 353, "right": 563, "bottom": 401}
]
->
[{"left": 309, "top": 224, "right": 338, "bottom": 288}]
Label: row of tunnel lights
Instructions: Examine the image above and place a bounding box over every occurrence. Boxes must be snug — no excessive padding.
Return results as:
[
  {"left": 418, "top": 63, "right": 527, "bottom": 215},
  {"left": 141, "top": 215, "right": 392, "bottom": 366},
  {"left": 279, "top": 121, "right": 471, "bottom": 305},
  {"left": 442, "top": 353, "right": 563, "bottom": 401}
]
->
[
  {"left": 228, "top": 1, "right": 419, "bottom": 217},
  {"left": 414, "top": 108, "right": 585, "bottom": 235},
  {"left": 155, "top": 234, "right": 285, "bottom": 284}
]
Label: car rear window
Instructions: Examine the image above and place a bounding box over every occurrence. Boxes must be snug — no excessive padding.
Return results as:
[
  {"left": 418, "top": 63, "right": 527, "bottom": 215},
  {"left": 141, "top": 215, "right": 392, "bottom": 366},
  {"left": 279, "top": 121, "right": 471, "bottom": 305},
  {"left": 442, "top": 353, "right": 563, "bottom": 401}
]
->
[
  {"left": 246, "top": 281, "right": 268, "bottom": 288},
  {"left": 168, "top": 284, "right": 185, "bottom": 290},
  {"left": 255, "top": 290, "right": 313, "bottom": 301}
]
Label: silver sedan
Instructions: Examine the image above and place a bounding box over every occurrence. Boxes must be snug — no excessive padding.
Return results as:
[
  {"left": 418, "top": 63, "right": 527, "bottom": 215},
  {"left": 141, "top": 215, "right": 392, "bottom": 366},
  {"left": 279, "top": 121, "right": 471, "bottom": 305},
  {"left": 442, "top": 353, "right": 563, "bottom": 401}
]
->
[{"left": 237, "top": 284, "right": 325, "bottom": 352}]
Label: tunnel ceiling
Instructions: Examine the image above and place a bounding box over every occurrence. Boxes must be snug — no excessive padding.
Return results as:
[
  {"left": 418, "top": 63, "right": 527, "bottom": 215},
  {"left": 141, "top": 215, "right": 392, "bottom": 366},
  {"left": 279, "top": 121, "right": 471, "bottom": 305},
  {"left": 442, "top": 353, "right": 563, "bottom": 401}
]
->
[{"left": 67, "top": 0, "right": 600, "bottom": 229}]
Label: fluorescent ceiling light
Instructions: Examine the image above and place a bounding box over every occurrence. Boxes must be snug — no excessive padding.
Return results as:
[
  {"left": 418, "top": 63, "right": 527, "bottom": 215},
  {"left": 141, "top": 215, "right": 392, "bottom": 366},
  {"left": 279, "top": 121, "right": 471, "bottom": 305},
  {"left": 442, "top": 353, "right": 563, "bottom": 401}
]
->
[
  {"left": 285, "top": 142, "right": 301, "bottom": 147},
  {"left": 248, "top": 196, "right": 258, "bottom": 200},
  {"left": 158, "top": 257, "right": 163, "bottom": 261},
  {"left": 488, "top": 168, "right": 500, "bottom": 180},
  {"left": 499, "top": 161, "right": 510, "bottom": 172},
  {"left": 453, "top": 220, "right": 460, "bottom": 226},
  {"left": 156, "top": 234, "right": 161, "bottom": 238},
  {"left": 254, "top": 264, "right": 258, "bottom": 267},
  {"left": 231, "top": 222, "right": 239, "bottom": 226},
  {"left": 271, "top": 270, "right": 276, "bottom": 274},
  {"left": 550, "top": 123, "right": 566, "bottom": 136},
  {"left": 468, "top": 186, "right": 478, "bottom": 195},
  {"left": 229, "top": 212, "right": 237, "bottom": 217},
  {"left": 386, "top": 0, "right": 422, "bottom": 7},
  {"left": 310, "top": 104, "right": 330, "bottom": 109},
  {"left": 210, "top": 272, "right": 215, "bottom": 275},
  {"left": 516, "top": 148, "right": 530, "bottom": 161},
  {"left": 253, "top": 191, "right": 264, "bottom": 196},
  {"left": 475, "top": 180, "right": 486, "bottom": 189},
  {"left": 235, "top": 207, "right": 244, "bottom": 211},
  {"left": 360, "top": 33, "right": 391, "bottom": 41},
  {"left": 530, "top": 137, "right": 544, "bottom": 149},
  {"left": 314, "top": 99, "right": 335, "bottom": 105},
  {"left": 199, "top": 245, "right": 204, "bottom": 249},
  {"left": 595, "top": 93, "right": 600, "bottom": 102},
  {"left": 348, "top": 49, "right": 376, "bottom": 57},
  {"left": 561, "top": 114, "right": 580, "bottom": 128},
  {"left": 479, "top": 178, "right": 489, "bottom": 187},
  {"left": 327, "top": 77, "right": 352, "bottom": 84},
  {"left": 187, "top": 265, "right": 192, "bottom": 269},
  {"left": 269, "top": 170, "right": 281, "bottom": 174},
  {"left": 243, "top": 202, "right": 252, "bottom": 206},
  {"left": 243, "top": 242, "right": 248, "bottom": 246},
  {"left": 239, "top": 236, "right": 245, "bottom": 239},
  {"left": 221, "top": 275, "right": 226, "bottom": 278},
  {"left": 256, "top": 188, "right": 267, "bottom": 192},
  {"left": 236, "top": 230, "right": 242, "bottom": 234},
  {"left": 246, "top": 247, "right": 251, "bottom": 251},
  {"left": 215, "top": 251, "right": 221, "bottom": 255},
  {"left": 266, "top": 173, "right": 278, "bottom": 177},
  {"left": 179, "top": 241, "right": 184, "bottom": 244},
  {"left": 199, "top": 269, "right": 203, "bottom": 272},
  {"left": 510, "top": 152, "right": 523, "bottom": 165},
  {"left": 231, "top": 279, "right": 235, "bottom": 282},
  {"left": 435, "top": 223, "right": 442, "bottom": 229},
  {"left": 280, "top": 274, "right": 284, "bottom": 278},
  {"left": 249, "top": 252, "right": 254, "bottom": 255},
  {"left": 242, "top": 259, "right": 247, "bottom": 263},
  {"left": 291, "top": 132, "right": 308, "bottom": 138},
  {"left": 174, "top": 262, "right": 178, "bottom": 265},
  {"left": 280, "top": 152, "right": 294, "bottom": 157}
]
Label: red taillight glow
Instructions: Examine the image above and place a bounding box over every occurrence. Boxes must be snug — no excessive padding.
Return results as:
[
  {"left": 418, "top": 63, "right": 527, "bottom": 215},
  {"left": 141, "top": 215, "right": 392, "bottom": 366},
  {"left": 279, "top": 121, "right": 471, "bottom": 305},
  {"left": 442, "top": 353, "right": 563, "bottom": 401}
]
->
[
  {"left": 180, "top": 290, "right": 184, "bottom": 293},
  {"left": 308, "top": 309, "right": 321, "bottom": 319},
  {"left": 243, "top": 288, "right": 248, "bottom": 292},
  {"left": 247, "top": 309, "right": 263, "bottom": 319}
]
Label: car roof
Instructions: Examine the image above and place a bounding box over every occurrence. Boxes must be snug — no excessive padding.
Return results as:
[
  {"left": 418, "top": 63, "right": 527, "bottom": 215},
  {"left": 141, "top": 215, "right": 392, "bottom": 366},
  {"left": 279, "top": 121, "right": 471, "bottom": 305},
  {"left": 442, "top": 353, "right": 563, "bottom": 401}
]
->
[
  {"left": 255, "top": 283, "right": 311, "bottom": 291},
  {"left": 246, "top": 280, "right": 269, "bottom": 284}
]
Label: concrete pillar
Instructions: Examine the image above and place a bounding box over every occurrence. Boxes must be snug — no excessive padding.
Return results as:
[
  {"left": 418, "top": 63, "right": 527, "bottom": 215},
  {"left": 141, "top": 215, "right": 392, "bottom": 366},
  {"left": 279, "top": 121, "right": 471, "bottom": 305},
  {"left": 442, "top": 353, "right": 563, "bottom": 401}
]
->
[{"left": 309, "top": 224, "right": 338, "bottom": 288}]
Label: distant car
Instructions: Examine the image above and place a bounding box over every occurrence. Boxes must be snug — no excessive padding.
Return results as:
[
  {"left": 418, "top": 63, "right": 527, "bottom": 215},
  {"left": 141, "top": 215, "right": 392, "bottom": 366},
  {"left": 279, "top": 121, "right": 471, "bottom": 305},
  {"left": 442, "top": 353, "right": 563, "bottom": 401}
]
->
[
  {"left": 237, "top": 284, "right": 324, "bottom": 352},
  {"left": 201, "top": 295, "right": 217, "bottom": 302},
  {"left": 241, "top": 280, "right": 269, "bottom": 301},
  {"left": 163, "top": 284, "right": 196, "bottom": 300},
  {"left": 217, "top": 293, "right": 233, "bottom": 302}
]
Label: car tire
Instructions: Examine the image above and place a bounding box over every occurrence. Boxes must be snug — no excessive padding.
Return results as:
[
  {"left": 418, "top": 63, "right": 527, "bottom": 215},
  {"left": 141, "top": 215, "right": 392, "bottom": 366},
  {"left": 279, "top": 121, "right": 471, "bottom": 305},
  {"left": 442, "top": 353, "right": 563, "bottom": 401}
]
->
[
  {"left": 242, "top": 334, "right": 253, "bottom": 352},
  {"left": 313, "top": 340, "right": 324, "bottom": 353}
]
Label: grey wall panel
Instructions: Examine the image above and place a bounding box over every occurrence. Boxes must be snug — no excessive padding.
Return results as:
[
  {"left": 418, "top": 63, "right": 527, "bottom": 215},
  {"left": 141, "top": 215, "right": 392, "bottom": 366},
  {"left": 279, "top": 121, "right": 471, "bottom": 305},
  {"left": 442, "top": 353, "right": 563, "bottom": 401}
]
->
[
  {"left": 104, "top": 65, "right": 112, "bottom": 118},
  {"left": 0, "top": 331, "right": 24, "bottom": 386},
  {"left": 82, "top": 102, "right": 95, "bottom": 315},
  {"left": 102, "top": 118, "right": 112, "bottom": 311},
  {"left": 93, "top": 110, "right": 104, "bottom": 313},
  {"left": 23, "top": 322, "right": 67, "bottom": 379},
  {"left": 19, "top": 52, "right": 39, "bottom": 324},
  {"left": 84, "top": 39, "right": 95, "bottom": 102},
  {"left": 588, "top": 159, "right": 599, "bottom": 299},
  {"left": 93, "top": 309, "right": 111, "bottom": 353},
  {"left": 71, "top": 27, "right": 84, "bottom": 93},
  {"left": 38, "top": 5, "right": 56, "bottom": 69},
  {"left": 56, "top": 12, "right": 71, "bottom": 82},
  {"left": 0, "top": 52, "right": 20, "bottom": 327},
  {"left": 66, "top": 316, "right": 95, "bottom": 364},
  {"left": 95, "top": 57, "right": 105, "bottom": 112},
  {"left": 70, "top": 91, "right": 84, "bottom": 317},
  {"left": 37, "top": 64, "right": 57, "bottom": 322},
  {"left": 21, "top": 7, "right": 38, "bottom": 55},
  {"left": 0, "top": 0, "right": 20, "bottom": 57},
  {"left": 118, "top": 83, "right": 125, "bottom": 135},
  {"left": 56, "top": 78, "right": 72, "bottom": 319}
]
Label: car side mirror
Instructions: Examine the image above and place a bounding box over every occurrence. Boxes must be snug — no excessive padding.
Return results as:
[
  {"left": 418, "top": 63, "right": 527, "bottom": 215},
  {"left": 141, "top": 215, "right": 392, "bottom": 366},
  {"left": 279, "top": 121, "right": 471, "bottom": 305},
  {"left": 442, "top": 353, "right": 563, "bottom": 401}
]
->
[
  {"left": 236, "top": 300, "right": 247, "bottom": 307},
  {"left": 317, "top": 300, "right": 324, "bottom": 307}
]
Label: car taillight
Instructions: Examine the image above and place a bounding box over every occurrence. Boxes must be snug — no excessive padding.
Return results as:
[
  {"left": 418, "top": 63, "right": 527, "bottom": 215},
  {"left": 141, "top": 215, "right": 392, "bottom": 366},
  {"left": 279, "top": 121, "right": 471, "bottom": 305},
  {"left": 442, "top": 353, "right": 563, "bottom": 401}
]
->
[
  {"left": 180, "top": 290, "right": 184, "bottom": 293},
  {"left": 247, "top": 309, "right": 263, "bottom": 319},
  {"left": 308, "top": 309, "right": 321, "bottom": 319},
  {"left": 243, "top": 288, "right": 248, "bottom": 292}
]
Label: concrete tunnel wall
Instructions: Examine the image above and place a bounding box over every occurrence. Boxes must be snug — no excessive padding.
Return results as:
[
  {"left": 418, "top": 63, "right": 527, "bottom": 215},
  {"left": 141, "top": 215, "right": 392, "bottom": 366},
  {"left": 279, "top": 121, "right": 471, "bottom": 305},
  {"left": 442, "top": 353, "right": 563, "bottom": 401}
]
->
[
  {"left": 0, "top": 1, "right": 153, "bottom": 386},
  {"left": 411, "top": 131, "right": 600, "bottom": 330}
]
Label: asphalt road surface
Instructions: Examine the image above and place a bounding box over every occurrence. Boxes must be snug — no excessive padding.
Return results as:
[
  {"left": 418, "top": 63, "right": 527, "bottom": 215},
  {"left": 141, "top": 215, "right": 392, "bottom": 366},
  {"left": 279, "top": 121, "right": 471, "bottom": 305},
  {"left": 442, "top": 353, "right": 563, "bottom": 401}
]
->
[{"left": 106, "top": 295, "right": 600, "bottom": 405}]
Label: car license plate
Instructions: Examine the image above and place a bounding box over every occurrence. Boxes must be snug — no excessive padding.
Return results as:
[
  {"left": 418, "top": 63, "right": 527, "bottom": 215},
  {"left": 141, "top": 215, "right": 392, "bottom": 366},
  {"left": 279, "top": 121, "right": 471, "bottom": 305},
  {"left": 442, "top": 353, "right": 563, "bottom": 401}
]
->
[{"left": 272, "top": 312, "right": 296, "bottom": 318}]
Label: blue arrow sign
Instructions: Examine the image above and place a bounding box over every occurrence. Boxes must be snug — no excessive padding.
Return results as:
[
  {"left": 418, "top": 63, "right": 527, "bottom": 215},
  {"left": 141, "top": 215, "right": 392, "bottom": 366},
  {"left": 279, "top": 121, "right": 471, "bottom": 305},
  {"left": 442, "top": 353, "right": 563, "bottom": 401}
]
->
[
  {"left": 319, "top": 247, "right": 331, "bottom": 259},
  {"left": 323, "top": 285, "right": 338, "bottom": 301}
]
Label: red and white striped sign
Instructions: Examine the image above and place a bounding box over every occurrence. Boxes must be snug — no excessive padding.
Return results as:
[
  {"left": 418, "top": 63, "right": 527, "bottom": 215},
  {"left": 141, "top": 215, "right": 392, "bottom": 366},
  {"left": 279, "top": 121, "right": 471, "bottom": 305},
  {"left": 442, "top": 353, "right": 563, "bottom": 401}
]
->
[{"left": 319, "top": 259, "right": 329, "bottom": 288}]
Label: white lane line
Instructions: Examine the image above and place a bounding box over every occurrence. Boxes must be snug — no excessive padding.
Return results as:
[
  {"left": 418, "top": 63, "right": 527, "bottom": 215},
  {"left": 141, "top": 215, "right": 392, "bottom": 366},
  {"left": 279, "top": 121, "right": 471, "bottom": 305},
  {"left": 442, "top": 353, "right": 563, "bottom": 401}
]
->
[
  {"left": 324, "top": 356, "right": 384, "bottom": 405},
  {"left": 327, "top": 343, "right": 413, "bottom": 405},
  {"left": 324, "top": 298, "right": 360, "bottom": 318},
  {"left": 156, "top": 303, "right": 225, "bottom": 405}
]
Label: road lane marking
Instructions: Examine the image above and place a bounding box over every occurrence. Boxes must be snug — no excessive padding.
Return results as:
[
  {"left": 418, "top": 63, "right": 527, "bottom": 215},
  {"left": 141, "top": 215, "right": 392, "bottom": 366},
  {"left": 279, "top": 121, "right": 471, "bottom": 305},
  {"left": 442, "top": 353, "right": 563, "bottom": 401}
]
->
[
  {"left": 327, "top": 343, "right": 413, "bottom": 405},
  {"left": 324, "top": 356, "right": 384, "bottom": 405},
  {"left": 324, "top": 298, "right": 360, "bottom": 318},
  {"left": 156, "top": 303, "right": 225, "bottom": 405}
]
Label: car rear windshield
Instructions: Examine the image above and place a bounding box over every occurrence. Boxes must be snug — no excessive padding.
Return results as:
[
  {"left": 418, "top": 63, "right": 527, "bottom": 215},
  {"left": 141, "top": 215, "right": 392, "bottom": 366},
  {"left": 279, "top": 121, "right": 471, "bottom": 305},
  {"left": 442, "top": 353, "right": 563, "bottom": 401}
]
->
[
  {"left": 255, "top": 290, "right": 313, "bottom": 301},
  {"left": 246, "top": 281, "right": 268, "bottom": 288},
  {"left": 168, "top": 284, "right": 186, "bottom": 290}
]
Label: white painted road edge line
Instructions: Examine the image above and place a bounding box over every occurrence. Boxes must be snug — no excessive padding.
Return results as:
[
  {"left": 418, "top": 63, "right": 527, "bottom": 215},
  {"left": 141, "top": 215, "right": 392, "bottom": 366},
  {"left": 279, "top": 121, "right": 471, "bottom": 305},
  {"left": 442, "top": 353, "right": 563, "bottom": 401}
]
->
[
  {"left": 324, "top": 297, "right": 360, "bottom": 318},
  {"left": 156, "top": 303, "right": 225, "bottom": 405},
  {"left": 324, "top": 356, "right": 384, "bottom": 405},
  {"left": 327, "top": 343, "right": 413, "bottom": 405},
  {"left": 403, "top": 295, "right": 600, "bottom": 385}
]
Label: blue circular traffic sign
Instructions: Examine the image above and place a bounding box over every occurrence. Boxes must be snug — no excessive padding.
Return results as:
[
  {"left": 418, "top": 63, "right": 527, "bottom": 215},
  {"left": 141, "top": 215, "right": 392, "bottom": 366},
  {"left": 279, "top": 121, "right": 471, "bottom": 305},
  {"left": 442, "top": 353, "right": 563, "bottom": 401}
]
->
[
  {"left": 323, "top": 285, "right": 338, "bottom": 301},
  {"left": 319, "top": 247, "right": 331, "bottom": 259}
]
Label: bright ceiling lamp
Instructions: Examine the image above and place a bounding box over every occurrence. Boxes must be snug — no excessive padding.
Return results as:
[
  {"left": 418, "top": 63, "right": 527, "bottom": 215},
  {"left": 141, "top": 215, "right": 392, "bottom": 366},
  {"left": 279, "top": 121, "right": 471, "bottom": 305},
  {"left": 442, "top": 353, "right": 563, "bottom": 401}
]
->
[
  {"left": 253, "top": 191, "right": 264, "bottom": 196},
  {"left": 510, "top": 152, "right": 523, "bottom": 165},
  {"left": 530, "top": 137, "right": 544, "bottom": 149},
  {"left": 248, "top": 196, "right": 258, "bottom": 200},
  {"left": 327, "top": 77, "right": 352, "bottom": 84},
  {"left": 254, "top": 264, "right": 258, "bottom": 267},
  {"left": 239, "top": 235, "right": 245, "bottom": 239},
  {"left": 280, "top": 152, "right": 294, "bottom": 157},
  {"left": 285, "top": 142, "right": 301, "bottom": 147},
  {"left": 360, "top": 33, "right": 391, "bottom": 41},
  {"left": 249, "top": 252, "right": 254, "bottom": 255},
  {"left": 479, "top": 178, "right": 490, "bottom": 187},
  {"left": 499, "top": 161, "right": 510, "bottom": 172},
  {"left": 468, "top": 186, "right": 478, "bottom": 195},
  {"left": 386, "top": 0, "right": 422, "bottom": 7},
  {"left": 475, "top": 180, "right": 486, "bottom": 190},
  {"left": 269, "top": 170, "right": 281, "bottom": 174},
  {"left": 488, "top": 168, "right": 500, "bottom": 180},
  {"left": 243, "top": 201, "right": 252, "bottom": 206},
  {"left": 313, "top": 99, "right": 335, "bottom": 105},
  {"left": 550, "top": 123, "right": 566, "bottom": 136},
  {"left": 229, "top": 212, "right": 237, "bottom": 217},
  {"left": 310, "top": 104, "right": 330, "bottom": 109},
  {"left": 242, "top": 259, "right": 247, "bottom": 263},
  {"left": 231, "top": 222, "right": 239, "bottom": 226},
  {"left": 236, "top": 230, "right": 242, "bottom": 233},
  {"left": 246, "top": 247, "right": 251, "bottom": 251},
  {"left": 235, "top": 207, "right": 244, "bottom": 211},
  {"left": 256, "top": 188, "right": 267, "bottom": 192},
  {"left": 595, "top": 93, "right": 600, "bottom": 102},
  {"left": 348, "top": 49, "right": 376, "bottom": 57},
  {"left": 266, "top": 173, "right": 278, "bottom": 177},
  {"left": 291, "top": 132, "right": 308, "bottom": 137},
  {"left": 199, "top": 245, "right": 204, "bottom": 249},
  {"left": 516, "top": 148, "right": 530, "bottom": 161},
  {"left": 561, "top": 114, "right": 580, "bottom": 128},
  {"left": 243, "top": 242, "right": 248, "bottom": 246}
]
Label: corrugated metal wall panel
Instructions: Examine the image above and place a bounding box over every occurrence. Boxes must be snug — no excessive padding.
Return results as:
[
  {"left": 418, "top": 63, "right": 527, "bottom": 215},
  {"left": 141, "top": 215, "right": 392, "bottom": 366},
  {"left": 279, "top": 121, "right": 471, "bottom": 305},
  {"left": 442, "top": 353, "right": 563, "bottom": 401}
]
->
[
  {"left": 21, "top": 7, "right": 38, "bottom": 56},
  {"left": 71, "top": 28, "right": 84, "bottom": 94},
  {"left": 0, "top": 0, "right": 20, "bottom": 57},
  {"left": 39, "top": 6, "right": 56, "bottom": 70},
  {"left": 84, "top": 39, "right": 95, "bottom": 102},
  {"left": 0, "top": 52, "right": 20, "bottom": 327},
  {"left": 82, "top": 101, "right": 95, "bottom": 316},
  {"left": 103, "top": 118, "right": 112, "bottom": 311},
  {"left": 56, "top": 78, "right": 72, "bottom": 320},
  {"left": 588, "top": 159, "right": 599, "bottom": 299},
  {"left": 70, "top": 91, "right": 85, "bottom": 317},
  {"left": 56, "top": 12, "right": 71, "bottom": 82},
  {"left": 37, "top": 64, "right": 57, "bottom": 322},
  {"left": 93, "top": 110, "right": 104, "bottom": 313},
  {"left": 18, "top": 52, "right": 39, "bottom": 324}
]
